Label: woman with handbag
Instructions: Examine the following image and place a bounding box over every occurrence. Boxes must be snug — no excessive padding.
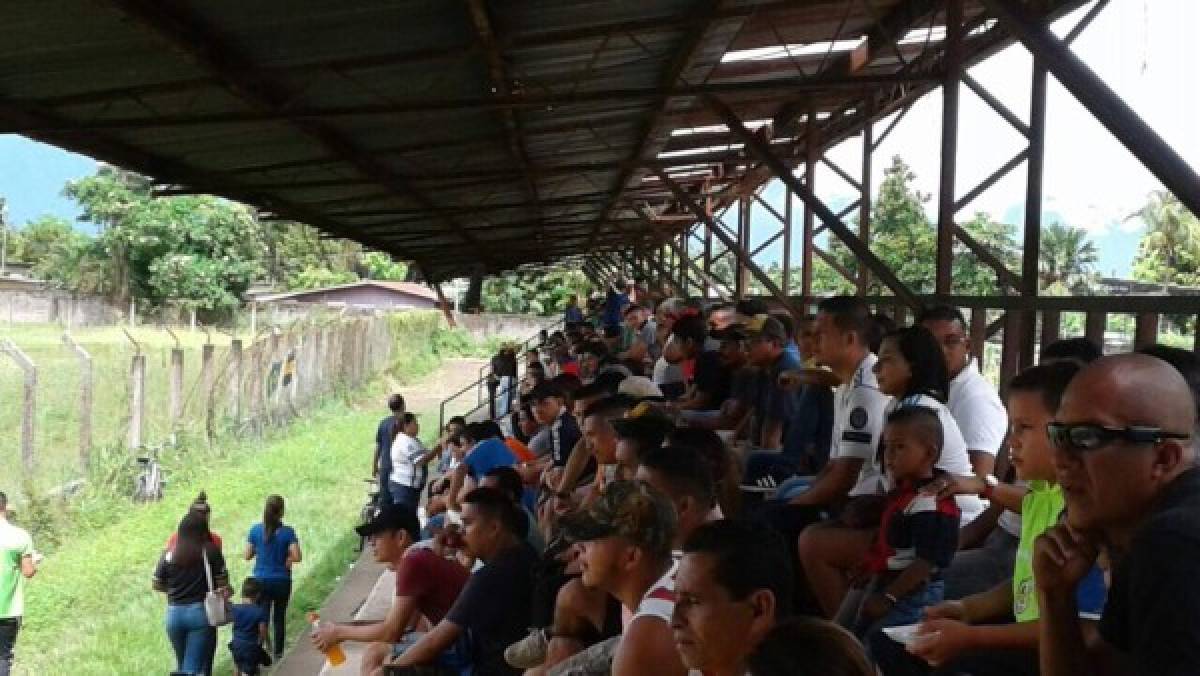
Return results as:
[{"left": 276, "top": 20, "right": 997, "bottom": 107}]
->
[
  {"left": 244, "top": 495, "right": 302, "bottom": 660},
  {"left": 154, "top": 511, "right": 230, "bottom": 676}
]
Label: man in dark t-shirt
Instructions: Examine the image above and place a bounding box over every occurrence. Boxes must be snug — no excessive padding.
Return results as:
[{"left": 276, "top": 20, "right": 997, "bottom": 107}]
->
[
  {"left": 374, "top": 394, "right": 406, "bottom": 507},
  {"left": 382, "top": 488, "right": 536, "bottom": 676},
  {"left": 1035, "top": 354, "right": 1200, "bottom": 676}
]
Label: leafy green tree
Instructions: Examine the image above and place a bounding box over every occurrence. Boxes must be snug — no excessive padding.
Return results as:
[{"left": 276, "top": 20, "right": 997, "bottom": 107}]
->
[
  {"left": 360, "top": 251, "right": 409, "bottom": 281},
  {"left": 1039, "top": 222, "right": 1098, "bottom": 293},
  {"left": 11, "top": 215, "right": 79, "bottom": 264},
  {"left": 482, "top": 268, "right": 591, "bottom": 315},
  {"left": 1130, "top": 190, "right": 1200, "bottom": 286}
]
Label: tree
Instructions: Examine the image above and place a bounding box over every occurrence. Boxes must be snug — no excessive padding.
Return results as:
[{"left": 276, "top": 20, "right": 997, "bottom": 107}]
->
[
  {"left": 1130, "top": 190, "right": 1200, "bottom": 287},
  {"left": 360, "top": 251, "right": 409, "bottom": 281},
  {"left": 1039, "top": 222, "right": 1098, "bottom": 293},
  {"left": 481, "top": 268, "right": 591, "bottom": 315},
  {"left": 11, "top": 215, "right": 80, "bottom": 264}
]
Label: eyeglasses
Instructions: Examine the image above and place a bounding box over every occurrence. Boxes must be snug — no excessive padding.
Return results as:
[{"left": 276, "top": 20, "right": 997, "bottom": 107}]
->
[{"left": 1046, "top": 422, "right": 1190, "bottom": 452}]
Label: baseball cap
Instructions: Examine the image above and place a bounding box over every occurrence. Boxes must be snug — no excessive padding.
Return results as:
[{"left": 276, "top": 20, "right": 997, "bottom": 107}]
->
[
  {"left": 711, "top": 314, "right": 786, "bottom": 342},
  {"left": 558, "top": 480, "right": 677, "bottom": 557},
  {"left": 529, "top": 381, "right": 565, "bottom": 401},
  {"left": 617, "top": 376, "right": 664, "bottom": 401},
  {"left": 355, "top": 503, "right": 421, "bottom": 539}
]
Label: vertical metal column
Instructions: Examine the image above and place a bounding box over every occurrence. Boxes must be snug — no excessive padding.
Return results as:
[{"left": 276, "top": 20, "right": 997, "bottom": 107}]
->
[
  {"left": 703, "top": 220, "right": 713, "bottom": 299},
  {"left": 936, "top": 0, "right": 963, "bottom": 295},
  {"left": 735, "top": 198, "right": 748, "bottom": 299},
  {"left": 782, "top": 185, "right": 793, "bottom": 300},
  {"left": 1019, "top": 62, "right": 1048, "bottom": 369},
  {"left": 801, "top": 106, "right": 818, "bottom": 299},
  {"left": 858, "top": 100, "right": 874, "bottom": 295}
]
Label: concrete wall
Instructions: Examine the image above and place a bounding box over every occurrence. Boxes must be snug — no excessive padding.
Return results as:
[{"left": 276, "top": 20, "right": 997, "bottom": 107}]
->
[
  {"left": 277, "top": 286, "right": 438, "bottom": 309},
  {"left": 0, "top": 286, "right": 120, "bottom": 326},
  {"left": 453, "top": 312, "right": 558, "bottom": 342}
]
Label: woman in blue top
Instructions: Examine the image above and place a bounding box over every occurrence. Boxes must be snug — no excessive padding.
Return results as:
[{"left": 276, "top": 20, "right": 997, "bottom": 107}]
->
[{"left": 243, "top": 495, "right": 301, "bottom": 659}]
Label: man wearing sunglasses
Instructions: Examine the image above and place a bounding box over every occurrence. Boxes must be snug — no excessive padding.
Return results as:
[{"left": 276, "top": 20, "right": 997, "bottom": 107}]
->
[{"left": 1035, "top": 353, "right": 1200, "bottom": 676}]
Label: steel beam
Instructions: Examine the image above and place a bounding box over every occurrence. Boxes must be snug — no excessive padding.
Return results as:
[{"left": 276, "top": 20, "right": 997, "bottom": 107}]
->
[
  {"left": 654, "top": 169, "right": 802, "bottom": 318},
  {"left": 801, "top": 107, "right": 817, "bottom": 299},
  {"left": 982, "top": 0, "right": 1200, "bottom": 219},
  {"left": 936, "top": 0, "right": 964, "bottom": 295},
  {"left": 1020, "top": 61, "right": 1048, "bottom": 369},
  {"left": 858, "top": 104, "right": 873, "bottom": 295},
  {"left": 707, "top": 95, "right": 921, "bottom": 309}
]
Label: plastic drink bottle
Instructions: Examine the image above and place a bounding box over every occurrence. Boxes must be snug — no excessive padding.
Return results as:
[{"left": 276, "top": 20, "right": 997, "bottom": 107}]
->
[{"left": 307, "top": 611, "right": 347, "bottom": 666}]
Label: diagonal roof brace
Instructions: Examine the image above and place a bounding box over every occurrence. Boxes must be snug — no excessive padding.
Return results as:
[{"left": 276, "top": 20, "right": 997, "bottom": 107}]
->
[{"left": 704, "top": 94, "right": 921, "bottom": 310}]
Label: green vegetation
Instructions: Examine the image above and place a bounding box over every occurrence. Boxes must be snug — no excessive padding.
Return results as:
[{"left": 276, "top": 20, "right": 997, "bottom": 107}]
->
[
  {"left": 7, "top": 313, "right": 485, "bottom": 675},
  {"left": 481, "top": 268, "right": 591, "bottom": 316}
]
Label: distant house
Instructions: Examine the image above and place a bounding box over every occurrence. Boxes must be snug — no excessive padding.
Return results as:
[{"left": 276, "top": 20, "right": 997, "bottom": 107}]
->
[{"left": 250, "top": 280, "right": 440, "bottom": 310}]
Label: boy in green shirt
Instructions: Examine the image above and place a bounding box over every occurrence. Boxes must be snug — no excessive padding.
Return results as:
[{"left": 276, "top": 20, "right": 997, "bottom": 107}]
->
[
  {"left": 0, "top": 491, "right": 37, "bottom": 676},
  {"left": 873, "top": 360, "right": 1107, "bottom": 675}
]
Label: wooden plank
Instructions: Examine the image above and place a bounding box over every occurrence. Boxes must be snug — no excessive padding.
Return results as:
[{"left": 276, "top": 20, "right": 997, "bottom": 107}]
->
[
  {"left": 1134, "top": 312, "right": 1159, "bottom": 349},
  {"left": 1040, "top": 309, "right": 1061, "bottom": 351},
  {"left": 1085, "top": 312, "right": 1107, "bottom": 353}
]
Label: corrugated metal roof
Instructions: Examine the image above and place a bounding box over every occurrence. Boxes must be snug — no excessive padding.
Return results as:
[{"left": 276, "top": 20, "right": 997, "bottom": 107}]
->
[{"left": 0, "top": 0, "right": 1084, "bottom": 280}]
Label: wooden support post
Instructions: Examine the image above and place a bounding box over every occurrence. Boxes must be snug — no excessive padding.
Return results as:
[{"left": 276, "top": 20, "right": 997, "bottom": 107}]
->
[
  {"left": 1020, "top": 61, "right": 1048, "bottom": 370},
  {"left": 936, "top": 0, "right": 963, "bottom": 295},
  {"left": 3, "top": 341, "right": 37, "bottom": 472},
  {"left": 1040, "top": 309, "right": 1061, "bottom": 352},
  {"left": 1134, "top": 313, "right": 1159, "bottom": 349},
  {"left": 999, "top": 311, "right": 1023, "bottom": 391},
  {"left": 970, "top": 307, "right": 988, "bottom": 364},
  {"left": 782, "top": 185, "right": 793, "bottom": 298},
  {"left": 735, "top": 199, "right": 749, "bottom": 299},
  {"left": 1085, "top": 312, "right": 1107, "bottom": 353},
  {"left": 129, "top": 353, "right": 145, "bottom": 450},
  {"left": 802, "top": 108, "right": 817, "bottom": 299},
  {"left": 63, "top": 333, "right": 93, "bottom": 469},
  {"left": 859, "top": 102, "right": 874, "bottom": 295}
]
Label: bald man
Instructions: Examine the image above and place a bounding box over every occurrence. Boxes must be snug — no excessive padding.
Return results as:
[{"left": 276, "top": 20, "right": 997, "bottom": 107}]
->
[{"left": 1034, "top": 354, "right": 1200, "bottom": 676}]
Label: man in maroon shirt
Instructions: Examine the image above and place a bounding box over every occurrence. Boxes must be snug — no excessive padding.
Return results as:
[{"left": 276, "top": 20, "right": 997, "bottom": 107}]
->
[{"left": 312, "top": 504, "right": 469, "bottom": 676}]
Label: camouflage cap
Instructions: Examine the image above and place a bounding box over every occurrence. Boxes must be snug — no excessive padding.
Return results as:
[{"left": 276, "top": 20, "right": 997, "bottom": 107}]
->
[{"left": 558, "top": 480, "right": 677, "bottom": 557}]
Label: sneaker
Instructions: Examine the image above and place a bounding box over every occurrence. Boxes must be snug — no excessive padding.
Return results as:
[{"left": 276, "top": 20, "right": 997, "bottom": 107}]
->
[{"left": 504, "top": 627, "right": 550, "bottom": 669}]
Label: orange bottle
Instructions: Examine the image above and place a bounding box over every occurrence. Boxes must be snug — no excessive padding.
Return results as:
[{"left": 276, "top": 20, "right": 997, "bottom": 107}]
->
[{"left": 307, "top": 611, "right": 347, "bottom": 666}]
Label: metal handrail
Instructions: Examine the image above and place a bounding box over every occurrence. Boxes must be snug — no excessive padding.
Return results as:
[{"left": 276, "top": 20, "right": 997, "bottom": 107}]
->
[{"left": 440, "top": 316, "right": 566, "bottom": 430}]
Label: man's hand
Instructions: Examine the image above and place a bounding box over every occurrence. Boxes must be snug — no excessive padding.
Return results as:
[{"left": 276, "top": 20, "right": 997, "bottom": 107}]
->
[
  {"left": 923, "top": 600, "right": 967, "bottom": 622},
  {"left": 311, "top": 623, "right": 339, "bottom": 652},
  {"left": 910, "top": 618, "right": 974, "bottom": 667},
  {"left": 1033, "top": 524, "right": 1099, "bottom": 598},
  {"left": 923, "top": 474, "right": 985, "bottom": 500}
]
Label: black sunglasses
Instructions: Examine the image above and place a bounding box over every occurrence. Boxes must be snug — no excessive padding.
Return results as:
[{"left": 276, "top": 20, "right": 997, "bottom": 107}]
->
[{"left": 1046, "top": 422, "right": 1190, "bottom": 452}]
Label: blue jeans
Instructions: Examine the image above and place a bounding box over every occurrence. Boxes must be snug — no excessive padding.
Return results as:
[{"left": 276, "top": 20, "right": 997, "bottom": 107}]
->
[
  {"left": 256, "top": 577, "right": 292, "bottom": 658},
  {"left": 389, "top": 482, "right": 422, "bottom": 510},
  {"left": 391, "top": 630, "right": 472, "bottom": 675},
  {"left": 838, "top": 579, "right": 945, "bottom": 652},
  {"left": 166, "top": 602, "right": 216, "bottom": 676}
]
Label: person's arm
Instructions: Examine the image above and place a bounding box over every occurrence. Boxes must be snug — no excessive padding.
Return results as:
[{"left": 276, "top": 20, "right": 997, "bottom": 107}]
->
[
  {"left": 152, "top": 554, "right": 168, "bottom": 593},
  {"left": 957, "top": 502, "right": 1002, "bottom": 550},
  {"left": 1034, "top": 524, "right": 1103, "bottom": 676},
  {"left": 243, "top": 542, "right": 256, "bottom": 561},
  {"left": 612, "top": 618, "right": 688, "bottom": 676},
  {"left": 788, "top": 458, "right": 863, "bottom": 506},
  {"left": 388, "top": 620, "right": 463, "bottom": 668},
  {"left": 931, "top": 475, "right": 1027, "bottom": 514},
  {"left": 912, "top": 617, "right": 1041, "bottom": 666},
  {"left": 968, "top": 450, "right": 996, "bottom": 477},
  {"left": 258, "top": 621, "right": 269, "bottom": 646},
  {"left": 315, "top": 595, "right": 420, "bottom": 650},
  {"left": 960, "top": 577, "right": 1015, "bottom": 624},
  {"left": 445, "top": 462, "right": 469, "bottom": 512},
  {"left": 554, "top": 436, "right": 594, "bottom": 495},
  {"left": 287, "top": 542, "right": 302, "bottom": 567},
  {"left": 760, "top": 418, "right": 784, "bottom": 452}
]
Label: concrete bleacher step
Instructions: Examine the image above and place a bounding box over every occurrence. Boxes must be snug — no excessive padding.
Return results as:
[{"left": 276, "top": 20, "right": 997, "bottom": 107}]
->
[{"left": 272, "top": 549, "right": 396, "bottom": 675}]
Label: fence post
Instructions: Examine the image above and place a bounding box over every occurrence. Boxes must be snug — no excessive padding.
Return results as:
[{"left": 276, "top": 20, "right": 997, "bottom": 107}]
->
[
  {"left": 2, "top": 340, "right": 37, "bottom": 473},
  {"left": 122, "top": 329, "right": 145, "bottom": 449},
  {"left": 165, "top": 327, "right": 184, "bottom": 434},
  {"left": 62, "top": 333, "right": 93, "bottom": 470},
  {"left": 230, "top": 339, "right": 243, "bottom": 420}
]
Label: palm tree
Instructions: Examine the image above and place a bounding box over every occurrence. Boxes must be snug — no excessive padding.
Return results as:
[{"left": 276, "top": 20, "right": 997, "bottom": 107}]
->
[
  {"left": 1039, "top": 222, "right": 1098, "bottom": 293},
  {"left": 1128, "top": 190, "right": 1200, "bottom": 279}
]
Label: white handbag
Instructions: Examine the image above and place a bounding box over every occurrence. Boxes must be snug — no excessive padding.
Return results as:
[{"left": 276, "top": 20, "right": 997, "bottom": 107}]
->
[{"left": 202, "top": 549, "right": 232, "bottom": 627}]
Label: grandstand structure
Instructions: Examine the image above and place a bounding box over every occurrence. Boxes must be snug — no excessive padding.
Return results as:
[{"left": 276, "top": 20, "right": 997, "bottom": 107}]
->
[{"left": 1, "top": 0, "right": 1197, "bottom": 386}]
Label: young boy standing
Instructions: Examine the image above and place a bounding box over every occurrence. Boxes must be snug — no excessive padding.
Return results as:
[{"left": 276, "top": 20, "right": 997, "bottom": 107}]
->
[
  {"left": 229, "top": 577, "right": 271, "bottom": 676},
  {"left": 872, "top": 360, "right": 1107, "bottom": 676},
  {"left": 837, "top": 406, "right": 960, "bottom": 641}
]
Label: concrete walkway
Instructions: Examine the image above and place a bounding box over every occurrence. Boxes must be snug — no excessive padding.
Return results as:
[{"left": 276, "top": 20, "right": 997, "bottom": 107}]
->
[{"left": 275, "top": 356, "right": 487, "bottom": 675}]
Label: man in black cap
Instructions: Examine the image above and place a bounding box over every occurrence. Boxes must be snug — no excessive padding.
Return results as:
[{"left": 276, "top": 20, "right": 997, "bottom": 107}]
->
[
  {"left": 735, "top": 315, "right": 802, "bottom": 451},
  {"left": 314, "top": 504, "right": 469, "bottom": 676},
  {"left": 378, "top": 488, "right": 537, "bottom": 676}
]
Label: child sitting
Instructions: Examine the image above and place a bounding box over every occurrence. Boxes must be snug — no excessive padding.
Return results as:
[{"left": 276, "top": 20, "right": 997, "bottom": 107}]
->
[
  {"left": 837, "top": 406, "right": 960, "bottom": 641},
  {"left": 229, "top": 577, "right": 272, "bottom": 676},
  {"left": 872, "top": 360, "right": 1107, "bottom": 676}
]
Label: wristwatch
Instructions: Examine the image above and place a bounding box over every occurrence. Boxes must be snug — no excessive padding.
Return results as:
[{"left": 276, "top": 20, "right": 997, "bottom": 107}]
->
[{"left": 981, "top": 474, "right": 999, "bottom": 500}]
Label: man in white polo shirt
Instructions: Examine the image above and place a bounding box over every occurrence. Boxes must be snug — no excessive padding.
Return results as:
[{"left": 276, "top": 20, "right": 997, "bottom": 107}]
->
[{"left": 919, "top": 304, "right": 1014, "bottom": 598}]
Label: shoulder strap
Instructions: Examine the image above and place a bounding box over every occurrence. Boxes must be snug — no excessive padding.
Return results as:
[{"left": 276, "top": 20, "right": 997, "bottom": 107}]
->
[{"left": 202, "top": 548, "right": 214, "bottom": 592}]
